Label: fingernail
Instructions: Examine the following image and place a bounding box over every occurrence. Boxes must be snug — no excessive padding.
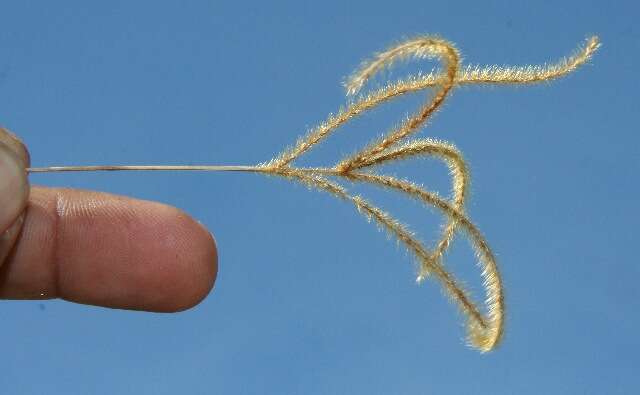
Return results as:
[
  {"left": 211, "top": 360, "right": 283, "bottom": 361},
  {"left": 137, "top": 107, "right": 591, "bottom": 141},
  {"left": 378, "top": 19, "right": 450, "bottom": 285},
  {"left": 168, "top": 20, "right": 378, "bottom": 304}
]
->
[{"left": 0, "top": 143, "right": 29, "bottom": 232}]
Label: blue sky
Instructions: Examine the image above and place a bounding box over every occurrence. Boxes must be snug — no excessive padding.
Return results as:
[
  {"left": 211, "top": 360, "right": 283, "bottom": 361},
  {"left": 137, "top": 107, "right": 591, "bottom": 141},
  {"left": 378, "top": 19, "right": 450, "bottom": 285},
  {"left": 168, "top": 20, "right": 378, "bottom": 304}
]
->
[{"left": 1, "top": 1, "right": 638, "bottom": 394}]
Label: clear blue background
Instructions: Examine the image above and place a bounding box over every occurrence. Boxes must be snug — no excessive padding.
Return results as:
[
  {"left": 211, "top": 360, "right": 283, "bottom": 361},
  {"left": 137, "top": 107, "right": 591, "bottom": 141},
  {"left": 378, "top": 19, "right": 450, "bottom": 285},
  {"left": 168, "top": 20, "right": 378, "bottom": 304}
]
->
[{"left": 1, "top": 1, "right": 637, "bottom": 394}]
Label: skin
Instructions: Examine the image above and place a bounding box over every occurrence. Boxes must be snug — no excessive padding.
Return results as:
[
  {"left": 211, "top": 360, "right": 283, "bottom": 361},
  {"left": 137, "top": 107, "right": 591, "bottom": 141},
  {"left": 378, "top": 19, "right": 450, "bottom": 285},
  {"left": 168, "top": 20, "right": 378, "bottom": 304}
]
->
[{"left": 0, "top": 127, "right": 218, "bottom": 312}]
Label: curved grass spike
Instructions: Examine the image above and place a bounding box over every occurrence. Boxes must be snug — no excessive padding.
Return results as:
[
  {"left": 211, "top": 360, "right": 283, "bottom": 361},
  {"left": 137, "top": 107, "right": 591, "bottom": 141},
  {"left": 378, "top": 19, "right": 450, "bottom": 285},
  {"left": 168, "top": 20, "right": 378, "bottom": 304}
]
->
[{"left": 26, "top": 35, "right": 600, "bottom": 352}]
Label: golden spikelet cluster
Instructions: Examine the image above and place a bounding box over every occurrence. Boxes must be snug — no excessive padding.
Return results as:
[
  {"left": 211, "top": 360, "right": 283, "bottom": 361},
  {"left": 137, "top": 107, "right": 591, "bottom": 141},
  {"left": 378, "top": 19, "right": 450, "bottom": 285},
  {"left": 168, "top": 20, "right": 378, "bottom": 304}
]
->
[{"left": 28, "top": 35, "right": 600, "bottom": 352}]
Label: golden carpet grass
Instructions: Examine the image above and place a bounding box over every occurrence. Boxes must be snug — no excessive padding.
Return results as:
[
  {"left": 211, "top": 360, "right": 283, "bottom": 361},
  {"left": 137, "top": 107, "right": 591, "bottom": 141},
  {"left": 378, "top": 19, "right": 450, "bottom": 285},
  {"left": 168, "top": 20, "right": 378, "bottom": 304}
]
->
[{"left": 27, "top": 35, "right": 600, "bottom": 352}]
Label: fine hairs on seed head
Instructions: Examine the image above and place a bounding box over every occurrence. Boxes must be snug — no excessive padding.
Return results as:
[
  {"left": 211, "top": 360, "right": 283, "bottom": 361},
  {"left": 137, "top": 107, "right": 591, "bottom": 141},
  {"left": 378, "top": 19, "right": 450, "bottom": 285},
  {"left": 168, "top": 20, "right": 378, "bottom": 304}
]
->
[{"left": 27, "top": 35, "right": 600, "bottom": 352}]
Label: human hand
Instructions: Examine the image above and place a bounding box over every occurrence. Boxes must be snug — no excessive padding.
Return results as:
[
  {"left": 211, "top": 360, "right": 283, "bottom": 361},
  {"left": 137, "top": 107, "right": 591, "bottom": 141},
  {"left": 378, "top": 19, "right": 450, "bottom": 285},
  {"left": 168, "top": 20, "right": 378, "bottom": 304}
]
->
[{"left": 0, "top": 127, "right": 217, "bottom": 311}]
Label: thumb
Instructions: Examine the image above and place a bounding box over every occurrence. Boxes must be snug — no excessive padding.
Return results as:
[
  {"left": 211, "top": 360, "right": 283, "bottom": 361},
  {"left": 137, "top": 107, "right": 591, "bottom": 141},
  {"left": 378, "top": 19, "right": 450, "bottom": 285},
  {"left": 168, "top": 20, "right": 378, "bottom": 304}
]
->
[{"left": 0, "top": 127, "right": 30, "bottom": 263}]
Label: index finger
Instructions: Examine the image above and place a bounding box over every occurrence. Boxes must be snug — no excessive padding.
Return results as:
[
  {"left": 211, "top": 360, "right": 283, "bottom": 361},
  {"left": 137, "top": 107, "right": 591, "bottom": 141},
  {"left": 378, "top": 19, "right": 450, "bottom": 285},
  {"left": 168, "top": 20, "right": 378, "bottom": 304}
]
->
[{"left": 0, "top": 186, "right": 218, "bottom": 312}]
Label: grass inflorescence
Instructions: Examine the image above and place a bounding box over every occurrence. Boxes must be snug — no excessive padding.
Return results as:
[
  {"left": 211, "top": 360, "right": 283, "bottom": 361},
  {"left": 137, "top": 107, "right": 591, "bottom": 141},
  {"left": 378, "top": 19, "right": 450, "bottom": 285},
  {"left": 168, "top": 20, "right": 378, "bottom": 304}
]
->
[{"left": 27, "top": 35, "right": 600, "bottom": 352}]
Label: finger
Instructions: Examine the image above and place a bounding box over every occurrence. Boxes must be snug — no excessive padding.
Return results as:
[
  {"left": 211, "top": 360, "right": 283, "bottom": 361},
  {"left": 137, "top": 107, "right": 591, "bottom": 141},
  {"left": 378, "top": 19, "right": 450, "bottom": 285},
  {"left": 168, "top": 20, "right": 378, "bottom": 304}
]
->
[
  {"left": 0, "top": 138, "right": 29, "bottom": 232},
  {"left": 0, "top": 127, "right": 30, "bottom": 168},
  {"left": 0, "top": 127, "right": 30, "bottom": 264},
  {"left": 0, "top": 215, "right": 25, "bottom": 265},
  {"left": 0, "top": 187, "right": 218, "bottom": 312}
]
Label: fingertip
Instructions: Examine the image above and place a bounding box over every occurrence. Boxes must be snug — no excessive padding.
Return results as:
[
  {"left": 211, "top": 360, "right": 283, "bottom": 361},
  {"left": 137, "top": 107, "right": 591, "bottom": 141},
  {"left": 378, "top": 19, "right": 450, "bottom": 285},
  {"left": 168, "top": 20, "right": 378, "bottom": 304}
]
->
[
  {"left": 0, "top": 187, "right": 219, "bottom": 312},
  {"left": 149, "top": 205, "right": 218, "bottom": 312},
  {"left": 88, "top": 199, "right": 220, "bottom": 313}
]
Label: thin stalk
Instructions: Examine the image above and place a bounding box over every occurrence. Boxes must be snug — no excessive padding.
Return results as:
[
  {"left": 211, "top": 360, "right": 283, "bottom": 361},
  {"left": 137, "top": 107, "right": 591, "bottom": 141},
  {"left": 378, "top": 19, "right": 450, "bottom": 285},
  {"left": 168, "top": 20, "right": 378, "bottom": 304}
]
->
[{"left": 27, "top": 165, "right": 262, "bottom": 173}]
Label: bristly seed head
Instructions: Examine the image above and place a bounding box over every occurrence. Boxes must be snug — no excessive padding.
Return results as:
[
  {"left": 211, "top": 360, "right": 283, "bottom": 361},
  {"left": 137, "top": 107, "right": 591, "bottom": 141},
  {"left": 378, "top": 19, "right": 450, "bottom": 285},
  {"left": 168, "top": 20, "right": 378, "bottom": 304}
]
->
[{"left": 28, "top": 35, "right": 599, "bottom": 352}]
